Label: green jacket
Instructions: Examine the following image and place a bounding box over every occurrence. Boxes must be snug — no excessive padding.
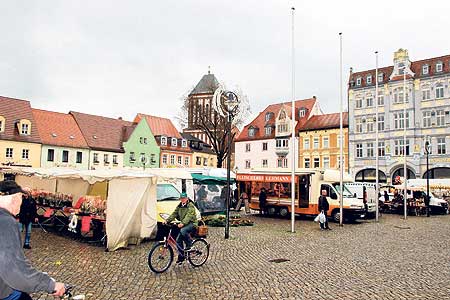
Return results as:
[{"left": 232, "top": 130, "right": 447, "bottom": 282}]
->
[{"left": 167, "top": 201, "right": 198, "bottom": 227}]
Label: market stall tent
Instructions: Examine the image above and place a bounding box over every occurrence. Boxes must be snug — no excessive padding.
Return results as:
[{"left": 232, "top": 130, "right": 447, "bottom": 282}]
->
[{"left": 2, "top": 167, "right": 157, "bottom": 251}]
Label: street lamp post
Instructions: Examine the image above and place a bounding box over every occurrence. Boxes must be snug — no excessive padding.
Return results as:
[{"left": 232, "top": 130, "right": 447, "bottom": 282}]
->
[{"left": 425, "top": 140, "right": 431, "bottom": 217}]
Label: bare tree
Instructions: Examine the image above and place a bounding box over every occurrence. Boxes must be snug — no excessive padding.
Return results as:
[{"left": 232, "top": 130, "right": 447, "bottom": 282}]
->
[{"left": 178, "top": 83, "right": 251, "bottom": 168}]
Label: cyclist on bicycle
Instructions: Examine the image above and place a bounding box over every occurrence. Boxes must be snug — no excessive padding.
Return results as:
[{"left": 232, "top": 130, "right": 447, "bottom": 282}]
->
[{"left": 163, "top": 192, "right": 198, "bottom": 265}]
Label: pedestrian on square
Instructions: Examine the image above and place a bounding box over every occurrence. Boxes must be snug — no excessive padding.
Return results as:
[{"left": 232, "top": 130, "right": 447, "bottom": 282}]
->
[
  {"left": 318, "top": 190, "right": 331, "bottom": 230},
  {"left": 0, "top": 181, "right": 66, "bottom": 300},
  {"left": 236, "top": 191, "right": 250, "bottom": 215},
  {"left": 18, "top": 188, "right": 38, "bottom": 249},
  {"left": 258, "top": 188, "right": 267, "bottom": 215}
]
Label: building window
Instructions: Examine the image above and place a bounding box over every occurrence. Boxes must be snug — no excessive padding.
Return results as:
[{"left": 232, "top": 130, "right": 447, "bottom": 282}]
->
[
  {"left": 355, "top": 118, "right": 362, "bottom": 133},
  {"left": 337, "top": 134, "right": 343, "bottom": 148},
  {"left": 304, "top": 158, "right": 310, "bottom": 168},
  {"left": 366, "top": 75, "right": 372, "bottom": 85},
  {"left": 130, "top": 152, "right": 136, "bottom": 162},
  {"left": 355, "top": 98, "right": 362, "bottom": 109},
  {"left": 276, "top": 139, "right": 288, "bottom": 148},
  {"left": 394, "top": 139, "right": 410, "bottom": 156},
  {"left": 337, "top": 155, "right": 345, "bottom": 169},
  {"left": 378, "top": 141, "right": 385, "bottom": 157},
  {"left": 62, "top": 150, "right": 69, "bottom": 163},
  {"left": 422, "top": 64, "right": 429, "bottom": 75},
  {"left": 112, "top": 155, "right": 118, "bottom": 165},
  {"left": 21, "top": 123, "right": 29, "bottom": 135},
  {"left": 356, "top": 144, "right": 363, "bottom": 158},
  {"left": 203, "top": 157, "right": 208, "bottom": 166},
  {"left": 170, "top": 155, "right": 175, "bottom": 165},
  {"left": 299, "top": 109, "right": 306, "bottom": 118},
  {"left": 356, "top": 77, "right": 361, "bottom": 86},
  {"left": 184, "top": 157, "right": 189, "bottom": 166},
  {"left": 196, "top": 157, "right": 202, "bottom": 165},
  {"left": 171, "top": 138, "right": 177, "bottom": 147},
  {"left": 366, "top": 97, "right": 373, "bottom": 107},
  {"left": 377, "top": 73, "right": 383, "bottom": 83},
  {"left": 0, "top": 118, "right": 4, "bottom": 133},
  {"left": 262, "top": 159, "right": 268, "bottom": 168},
  {"left": 278, "top": 124, "right": 288, "bottom": 133},
  {"left": 393, "top": 87, "right": 408, "bottom": 104},
  {"left": 277, "top": 158, "right": 288, "bottom": 168},
  {"left": 262, "top": 142, "right": 268, "bottom": 151},
  {"left": 313, "top": 137, "right": 319, "bottom": 149},
  {"left": 177, "top": 156, "right": 182, "bottom": 165},
  {"left": 265, "top": 112, "right": 271, "bottom": 122},
  {"left": 367, "top": 119, "right": 374, "bottom": 132},
  {"left": 378, "top": 115, "right": 385, "bottom": 131},
  {"left": 323, "top": 157, "right": 330, "bottom": 169},
  {"left": 93, "top": 153, "right": 99, "bottom": 164},
  {"left": 436, "top": 62, "right": 443, "bottom": 73},
  {"left": 76, "top": 152, "right": 83, "bottom": 164},
  {"left": 437, "top": 137, "right": 446, "bottom": 154},
  {"left": 182, "top": 140, "right": 187, "bottom": 147},
  {"left": 313, "top": 158, "right": 320, "bottom": 168},
  {"left": 139, "top": 153, "right": 146, "bottom": 164},
  {"left": 304, "top": 138, "right": 310, "bottom": 150},
  {"left": 323, "top": 137, "right": 329, "bottom": 149},
  {"left": 245, "top": 160, "right": 251, "bottom": 169},
  {"left": 161, "top": 136, "right": 167, "bottom": 146},
  {"left": 265, "top": 126, "right": 272, "bottom": 136},
  {"left": 377, "top": 94, "right": 384, "bottom": 106},
  {"left": 248, "top": 128, "right": 255, "bottom": 137},
  {"left": 22, "top": 149, "right": 29, "bottom": 160},
  {"left": 162, "top": 154, "right": 167, "bottom": 165},
  {"left": 367, "top": 142, "right": 374, "bottom": 157},
  {"left": 245, "top": 143, "right": 251, "bottom": 152},
  {"left": 140, "top": 137, "right": 143, "bottom": 144},
  {"left": 423, "top": 111, "right": 432, "bottom": 128},
  {"left": 436, "top": 110, "right": 445, "bottom": 126},
  {"left": 394, "top": 112, "right": 409, "bottom": 129},
  {"left": 422, "top": 89, "right": 431, "bottom": 100},
  {"left": 6, "top": 148, "right": 13, "bottom": 159},
  {"left": 435, "top": 85, "right": 444, "bottom": 99},
  {"left": 104, "top": 154, "right": 109, "bottom": 164},
  {"left": 47, "top": 149, "right": 55, "bottom": 162},
  {"left": 150, "top": 154, "right": 156, "bottom": 164}
]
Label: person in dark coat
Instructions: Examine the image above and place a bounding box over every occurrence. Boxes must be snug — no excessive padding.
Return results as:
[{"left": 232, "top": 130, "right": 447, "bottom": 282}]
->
[
  {"left": 318, "top": 189, "right": 331, "bottom": 230},
  {"left": 258, "top": 188, "right": 267, "bottom": 215},
  {"left": 18, "top": 189, "right": 38, "bottom": 249}
]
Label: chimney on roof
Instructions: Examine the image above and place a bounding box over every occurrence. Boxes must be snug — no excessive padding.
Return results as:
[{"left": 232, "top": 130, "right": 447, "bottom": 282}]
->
[
  {"left": 118, "top": 117, "right": 122, "bottom": 120},
  {"left": 313, "top": 95, "right": 316, "bottom": 99},
  {"left": 208, "top": 65, "right": 211, "bottom": 74}
]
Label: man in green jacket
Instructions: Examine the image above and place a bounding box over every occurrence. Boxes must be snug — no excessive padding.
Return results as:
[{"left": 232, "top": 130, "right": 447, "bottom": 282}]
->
[{"left": 165, "top": 192, "right": 198, "bottom": 264}]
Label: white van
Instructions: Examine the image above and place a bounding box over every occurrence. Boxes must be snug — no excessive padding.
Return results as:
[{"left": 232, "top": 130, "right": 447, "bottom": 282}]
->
[{"left": 345, "top": 182, "right": 377, "bottom": 215}]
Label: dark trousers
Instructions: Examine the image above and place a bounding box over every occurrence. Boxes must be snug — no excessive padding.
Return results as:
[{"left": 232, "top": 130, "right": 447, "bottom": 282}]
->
[
  {"left": 319, "top": 210, "right": 330, "bottom": 229},
  {"left": 176, "top": 223, "right": 196, "bottom": 258},
  {"left": 2, "top": 290, "right": 32, "bottom": 300}
]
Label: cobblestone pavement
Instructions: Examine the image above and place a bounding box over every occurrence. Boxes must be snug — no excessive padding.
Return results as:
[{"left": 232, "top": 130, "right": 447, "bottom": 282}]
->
[{"left": 25, "top": 213, "right": 450, "bottom": 300}]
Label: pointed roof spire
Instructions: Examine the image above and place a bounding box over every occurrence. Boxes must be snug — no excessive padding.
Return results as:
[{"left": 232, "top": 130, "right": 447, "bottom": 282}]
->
[
  {"left": 208, "top": 65, "right": 211, "bottom": 74},
  {"left": 189, "top": 71, "right": 219, "bottom": 95}
]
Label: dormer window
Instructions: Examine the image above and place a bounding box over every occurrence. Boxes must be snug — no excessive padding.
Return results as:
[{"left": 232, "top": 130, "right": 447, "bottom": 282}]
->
[
  {"left": 398, "top": 62, "right": 405, "bottom": 75},
  {"left": 265, "top": 112, "right": 272, "bottom": 122},
  {"left": 422, "top": 64, "right": 429, "bottom": 75},
  {"left": 299, "top": 108, "right": 306, "bottom": 118},
  {"left": 182, "top": 139, "right": 187, "bottom": 148},
  {"left": 248, "top": 127, "right": 256, "bottom": 137},
  {"left": 356, "top": 77, "right": 362, "bottom": 86},
  {"left": 377, "top": 73, "right": 384, "bottom": 83},
  {"left": 366, "top": 75, "right": 372, "bottom": 85},
  {"left": 171, "top": 138, "right": 177, "bottom": 147},
  {"left": 0, "top": 116, "right": 5, "bottom": 133},
  {"left": 264, "top": 126, "right": 272, "bottom": 136},
  {"left": 18, "top": 119, "right": 31, "bottom": 135},
  {"left": 436, "top": 61, "right": 443, "bottom": 73},
  {"left": 161, "top": 136, "right": 167, "bottom": 146}
]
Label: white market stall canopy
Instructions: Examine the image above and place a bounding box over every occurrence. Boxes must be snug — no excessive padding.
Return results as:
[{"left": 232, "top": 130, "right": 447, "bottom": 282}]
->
[{"left": 1, "top": 167, "right": 158, "bottom": 251}]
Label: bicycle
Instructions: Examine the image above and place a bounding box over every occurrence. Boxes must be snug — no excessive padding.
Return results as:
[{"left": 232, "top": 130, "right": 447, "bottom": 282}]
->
[
  {"left": 147, "top": 222, "right": 210, "bottom": 273},
  {"left": 57, "top": 285, "right": 85, "bottom": 300}
]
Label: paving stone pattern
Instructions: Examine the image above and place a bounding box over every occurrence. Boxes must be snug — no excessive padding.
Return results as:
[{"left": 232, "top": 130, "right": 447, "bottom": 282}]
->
[{"left": 26, "top": 214, "right": 450, "bottom": 300}]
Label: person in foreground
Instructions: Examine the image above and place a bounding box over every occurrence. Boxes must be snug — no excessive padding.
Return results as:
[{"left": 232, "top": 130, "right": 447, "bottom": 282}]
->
[
  {"left": 164, "top": 192, "right": 198, "bottom": 265},
  {"left": 318, "top": 189, "right": 331, "bottom": 230},
  {"left": 0, "top": 181, "right": 65, "bottom": 300}
]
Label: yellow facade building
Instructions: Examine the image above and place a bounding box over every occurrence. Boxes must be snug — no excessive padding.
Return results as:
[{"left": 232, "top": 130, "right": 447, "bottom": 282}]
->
[{"left": 298, "top": 112, "right": 349, "bottom": 172}]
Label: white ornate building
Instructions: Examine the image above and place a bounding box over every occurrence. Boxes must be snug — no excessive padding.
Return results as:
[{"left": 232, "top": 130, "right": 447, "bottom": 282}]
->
[{"left": 348, "top": 49, "right": 450, "bottom": 183}]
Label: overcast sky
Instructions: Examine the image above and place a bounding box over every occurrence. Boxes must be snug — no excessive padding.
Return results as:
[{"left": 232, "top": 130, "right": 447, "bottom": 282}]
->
[{"left": 1, "top": 0, "right": 449, "bottom": 128}]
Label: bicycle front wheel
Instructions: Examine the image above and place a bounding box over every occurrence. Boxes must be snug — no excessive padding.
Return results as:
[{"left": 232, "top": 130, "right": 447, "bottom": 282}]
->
[
  {"left": 188, "top": 238, "right": 209, "bottom": 267},
  {"left": 148, "top": 241, "right": 173, "bottom": 273}
]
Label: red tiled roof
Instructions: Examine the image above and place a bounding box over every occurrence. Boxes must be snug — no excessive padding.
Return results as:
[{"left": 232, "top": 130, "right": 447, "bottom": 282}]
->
[
  {"left": 300, "top": 112, "right": 348, "bottom": 132},
  {"left": 236, "top": 98, "right": 317, "bottom": 142},
  {"left": 0, "top": 96, "right": 41, "bottom": 144},
  {"left": 70, "top": 111, "right": 133, "bottom": 152},
  {"left": 349, "top": 54, "right": 450, "bottom": 88},
  {"left": 32, "top": 109, "right": 89, "bottom": 149},
  {"left": 134, "top": 113, "right": 181, "bottom": 138}
]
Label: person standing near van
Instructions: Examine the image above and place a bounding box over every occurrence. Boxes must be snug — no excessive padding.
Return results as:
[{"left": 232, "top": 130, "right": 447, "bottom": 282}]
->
[
  {"left": 318, "top": 190, "right": 331, "bottom": 230},
  {"left": 18, "top": 189, "right": 37, "bottom": 249},
  {"left": 259, "top": 188, "right": 267, "bottom": 215}
]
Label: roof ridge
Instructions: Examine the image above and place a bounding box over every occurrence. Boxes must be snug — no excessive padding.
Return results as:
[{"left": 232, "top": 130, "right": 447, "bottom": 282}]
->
[
  {"left": 0, "top": 95, "right": 30, "bottom": 102},
  {"left": 70, "top": 110, "right": 132, "bottom": 123},
  {"left": 32, "top": 108, "right": 69, "bottom": 116}
]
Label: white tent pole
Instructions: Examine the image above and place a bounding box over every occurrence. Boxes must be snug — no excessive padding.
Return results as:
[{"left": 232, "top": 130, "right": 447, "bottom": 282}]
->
[
  {"left": 290, "top": 6, "right": 296, "bottom": 233},
  {"left": 375, "top": 51, "right": 379, "bottom": 222},
  {"left": 339, "top": 32, "right": 344, "bottom": 227}
]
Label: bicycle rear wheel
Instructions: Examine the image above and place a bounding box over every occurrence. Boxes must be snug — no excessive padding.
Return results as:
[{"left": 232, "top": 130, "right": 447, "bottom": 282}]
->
[
  {"left": 148, "top": 241, "right": 173, "bottom": 273},
  {"left": 188, "top": 238, "right": 209, "bottom": 267}
]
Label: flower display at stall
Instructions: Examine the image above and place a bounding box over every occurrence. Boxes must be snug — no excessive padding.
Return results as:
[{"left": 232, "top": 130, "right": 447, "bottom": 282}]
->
[
  {"left": 80, "top": 196, "right": 107, "bottom": 218},
  {"left": 31, "top": 189, "right": 73, "bottom": 208}
]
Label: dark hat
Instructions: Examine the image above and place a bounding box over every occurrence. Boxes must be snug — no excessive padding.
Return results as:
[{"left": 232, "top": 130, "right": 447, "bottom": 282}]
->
[{"left": 0, "top": 181, "right": 26, "bottom": 195}]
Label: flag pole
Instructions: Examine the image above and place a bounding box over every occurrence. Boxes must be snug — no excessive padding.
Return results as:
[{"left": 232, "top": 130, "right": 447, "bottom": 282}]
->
[
  {"left": 290, "top": 6, "right": 296, "bottom": 233},
  {"left": 339, "top": 32, "right": 344, "bottom": 227},
  {"left": 403, "top": 67, "right": 407, "bottom": 220},
  {"left": 375, "top": 51, "right": 379, "bottom": 222}
]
